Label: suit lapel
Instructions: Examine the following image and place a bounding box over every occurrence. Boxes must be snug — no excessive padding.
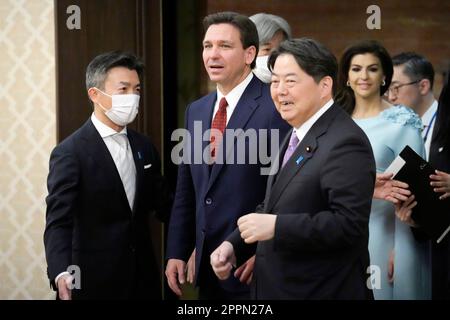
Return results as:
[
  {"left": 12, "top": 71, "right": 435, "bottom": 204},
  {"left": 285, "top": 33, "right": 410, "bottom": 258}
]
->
[
  {"left": 127, "top": 130, "right": 143, "bottom": 215},
  {"left": 265, "top": 135, "right": 317, "bottom": 212},
  {"left": 265, "top": 104, "right": 340, "bottom": 212},
  {"left": 80, "top": 119, "right": 131, "bottom": 215},
  {"left": 207, "top": 77, "right": 262, "bottom": 192},
  {"left": 199, "top": 93, "right": 217, "bottom": 180}
]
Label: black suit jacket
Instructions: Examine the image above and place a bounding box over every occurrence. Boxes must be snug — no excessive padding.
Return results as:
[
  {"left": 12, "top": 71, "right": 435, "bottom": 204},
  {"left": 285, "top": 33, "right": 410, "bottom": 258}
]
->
[
  {"left": 428, "top": 129, "right": 450, "bottom": 299},
  {"left": 44, "top": 118, "right": 171, "bottom": 299},
  {"left": 229, "top": 104, "right": 376, "bottom": 299}
]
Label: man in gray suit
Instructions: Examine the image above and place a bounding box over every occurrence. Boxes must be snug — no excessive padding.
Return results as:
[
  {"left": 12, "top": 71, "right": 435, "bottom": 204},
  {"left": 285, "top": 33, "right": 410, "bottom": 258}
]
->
[{"left": 211, "top": 38, "right": 376, "bottom": 299}]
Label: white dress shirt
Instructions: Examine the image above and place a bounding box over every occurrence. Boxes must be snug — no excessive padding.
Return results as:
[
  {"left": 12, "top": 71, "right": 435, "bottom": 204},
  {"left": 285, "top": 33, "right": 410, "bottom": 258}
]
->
[
  {"left": 422, "top": 100, "right": 438, "bottom": 160},
  {"left": 212, "top": 72, "right": 254, "bottom": 125}
]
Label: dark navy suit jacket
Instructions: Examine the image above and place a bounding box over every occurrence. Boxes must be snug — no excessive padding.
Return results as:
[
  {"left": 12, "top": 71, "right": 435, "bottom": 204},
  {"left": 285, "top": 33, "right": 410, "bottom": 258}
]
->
[{"left": 166, "top": 76, "right": 289, "bottom": 293}]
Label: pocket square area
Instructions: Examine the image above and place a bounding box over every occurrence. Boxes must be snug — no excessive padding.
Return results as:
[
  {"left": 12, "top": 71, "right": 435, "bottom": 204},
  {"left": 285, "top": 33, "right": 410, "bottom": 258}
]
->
[{"left": 144, "top": 164, "right": 152, "bottom": 169}]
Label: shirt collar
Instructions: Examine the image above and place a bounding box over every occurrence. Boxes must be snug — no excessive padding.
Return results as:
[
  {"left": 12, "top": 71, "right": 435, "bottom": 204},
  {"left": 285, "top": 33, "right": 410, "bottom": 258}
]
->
[
  {"left": 216, "top": 72, "right": 254, "bottom": 109},
  {"left": 421, "top": 100, "right": 438, "bottom": 127},
  {"left": 91, "top": 113, "right": 127, "bottom": 138},
  {"left": 293, "top": 99, "right": 334, "bottom": 141}
]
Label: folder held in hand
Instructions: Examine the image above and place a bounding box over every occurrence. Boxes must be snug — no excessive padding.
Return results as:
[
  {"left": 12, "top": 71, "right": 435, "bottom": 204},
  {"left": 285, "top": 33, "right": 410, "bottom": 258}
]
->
[{"left": 385, "top": 145, "right": 450, "bottom": 243}]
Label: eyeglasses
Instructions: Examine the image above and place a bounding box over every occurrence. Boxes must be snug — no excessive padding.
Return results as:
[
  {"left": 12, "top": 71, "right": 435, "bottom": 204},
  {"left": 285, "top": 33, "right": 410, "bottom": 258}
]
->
[{"left": 384, "top": 80, "right": 420, "bottom": 96}]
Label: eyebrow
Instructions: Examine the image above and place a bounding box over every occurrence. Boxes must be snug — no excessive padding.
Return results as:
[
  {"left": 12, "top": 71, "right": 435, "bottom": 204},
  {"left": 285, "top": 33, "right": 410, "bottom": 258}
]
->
[
  {"left": 350, "top": 63, "right": 379, "bottom": 68},
  {"left": 202, "top": 40, "right": 233, "bottom": 45},
  {"left": 271, "top": 72, "right": 297, "bottom": 77},
  {"left": 117, "top": 81, "right": 140, "bottom": 87}
]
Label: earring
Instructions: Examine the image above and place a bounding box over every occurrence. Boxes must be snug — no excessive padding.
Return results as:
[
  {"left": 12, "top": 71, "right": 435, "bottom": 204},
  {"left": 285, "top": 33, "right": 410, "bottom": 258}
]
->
[
  {"left": 346, "top": 81, "right": 350, "bottom": 87},
  {"left": 382, "top": 80, "right": 386, "bottom": 86}
]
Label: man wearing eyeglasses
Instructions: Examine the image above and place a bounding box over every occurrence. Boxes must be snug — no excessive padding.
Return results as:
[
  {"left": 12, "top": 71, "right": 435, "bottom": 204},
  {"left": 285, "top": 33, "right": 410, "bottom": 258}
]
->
[{"left": 388, "top": 52, "right": 437, "bottom": 158}]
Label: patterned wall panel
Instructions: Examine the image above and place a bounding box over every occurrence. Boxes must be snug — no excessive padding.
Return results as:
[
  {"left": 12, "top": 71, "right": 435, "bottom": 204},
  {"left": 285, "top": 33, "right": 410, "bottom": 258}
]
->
[{"left": 0, "top": 0, "right": 55, "bottom": 299}]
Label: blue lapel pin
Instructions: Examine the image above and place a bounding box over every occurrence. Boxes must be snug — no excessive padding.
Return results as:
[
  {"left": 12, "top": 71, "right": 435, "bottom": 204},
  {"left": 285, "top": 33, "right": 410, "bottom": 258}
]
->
[
  {"left": 137, "top": 151, "right": 142, "bottom": 160},
  {"left": 296, "top": 155, "right": 304, "bottom": 165}
]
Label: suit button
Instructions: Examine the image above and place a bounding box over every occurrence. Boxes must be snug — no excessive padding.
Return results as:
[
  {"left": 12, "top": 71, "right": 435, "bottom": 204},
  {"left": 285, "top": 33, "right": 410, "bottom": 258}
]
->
[{"left": 205, "top": 198, "right": 212, "bottom": 205}]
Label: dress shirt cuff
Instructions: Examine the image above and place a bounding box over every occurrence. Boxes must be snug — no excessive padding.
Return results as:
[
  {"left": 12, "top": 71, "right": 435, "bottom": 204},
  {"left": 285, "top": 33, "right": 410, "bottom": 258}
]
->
[{"left": 54, "top": 271, "right": 70, "bottom": 289}]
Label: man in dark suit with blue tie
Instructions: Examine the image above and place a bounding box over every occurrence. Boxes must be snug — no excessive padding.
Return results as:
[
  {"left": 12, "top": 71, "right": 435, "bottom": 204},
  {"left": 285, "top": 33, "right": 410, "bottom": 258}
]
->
[
  {"left": 44, "top": 51, "right": 171, "bottom": 299},
  {"left": 211, "top": 38, "right": 376, "bottom": 299},
  {"left": 165, "top": 12, "right": 289, "bottom": 299}
]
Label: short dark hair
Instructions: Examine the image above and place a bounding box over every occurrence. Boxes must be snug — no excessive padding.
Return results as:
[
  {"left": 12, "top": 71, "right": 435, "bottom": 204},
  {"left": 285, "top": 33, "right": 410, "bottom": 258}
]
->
[
  {"left": 203, "top": 11, "right": 259, "bottom": 69},
  {"left": 85, "top": 51, "right": 144, "bottom": 90},
  {"left": 268, "top": 38, "right": 338, "bottom": 94},
  {"left": 335, "top": 40, "right": 393, "bottom": 114},
  {"left": 392, "top": 52, "right": 435, "bottom": 90}
]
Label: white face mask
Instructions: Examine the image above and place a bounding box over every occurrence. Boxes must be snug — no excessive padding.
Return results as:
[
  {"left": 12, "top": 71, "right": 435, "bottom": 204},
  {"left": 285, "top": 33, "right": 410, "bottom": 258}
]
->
[
  {"left": 95, "top": 88, "right": 140, "bottom": 126},
  {"left": 253, "top": 55, "right": 272, "bottom": 83}
]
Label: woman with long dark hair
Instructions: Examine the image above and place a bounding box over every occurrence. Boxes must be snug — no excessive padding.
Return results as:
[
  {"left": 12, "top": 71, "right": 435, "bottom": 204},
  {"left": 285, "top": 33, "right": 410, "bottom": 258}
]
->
[{"left": 335, "top": 40, "right": 430, "bottom": 299}]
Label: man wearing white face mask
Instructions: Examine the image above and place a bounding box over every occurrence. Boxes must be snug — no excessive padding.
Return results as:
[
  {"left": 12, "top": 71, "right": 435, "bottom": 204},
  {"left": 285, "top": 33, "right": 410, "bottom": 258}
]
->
[
  {"left": 44, "top": 51, "right": 172, "bottom": 300},
  {"left": 250, "top": 13, "right": 292, "bottom": 83}
]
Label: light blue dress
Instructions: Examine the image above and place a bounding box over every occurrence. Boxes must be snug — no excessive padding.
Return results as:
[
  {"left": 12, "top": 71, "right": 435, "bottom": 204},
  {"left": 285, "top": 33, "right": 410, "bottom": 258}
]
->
[{"left": 354, "top": 105, "right": 431, "bottom": 300}]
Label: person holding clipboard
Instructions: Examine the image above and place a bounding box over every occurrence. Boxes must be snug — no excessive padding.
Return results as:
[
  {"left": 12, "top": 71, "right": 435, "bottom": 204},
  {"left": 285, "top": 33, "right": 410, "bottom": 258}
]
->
[{"left": 396, "top": 68, "right": 450, "bottom": 299}]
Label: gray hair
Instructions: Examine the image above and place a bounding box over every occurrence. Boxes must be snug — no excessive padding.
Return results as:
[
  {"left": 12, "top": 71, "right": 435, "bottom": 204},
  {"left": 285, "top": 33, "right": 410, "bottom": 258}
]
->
[{"left": 250, "top": 13, "right": 292, "bottom": 44}]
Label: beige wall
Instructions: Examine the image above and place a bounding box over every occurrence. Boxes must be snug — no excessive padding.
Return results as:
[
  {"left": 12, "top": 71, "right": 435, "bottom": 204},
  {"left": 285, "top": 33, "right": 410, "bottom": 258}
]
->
[{"left": 0, "top": 0, "right": 55, "bottom": 299}]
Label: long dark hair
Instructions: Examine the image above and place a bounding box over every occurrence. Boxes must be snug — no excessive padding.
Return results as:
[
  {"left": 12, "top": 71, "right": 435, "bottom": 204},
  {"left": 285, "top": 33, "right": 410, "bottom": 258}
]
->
[
  {"left": 335, "top": 40, "right": 393, "bottom": 115},
  {"left": 433, "top": 69, "right": 450, "bottom": 150}
]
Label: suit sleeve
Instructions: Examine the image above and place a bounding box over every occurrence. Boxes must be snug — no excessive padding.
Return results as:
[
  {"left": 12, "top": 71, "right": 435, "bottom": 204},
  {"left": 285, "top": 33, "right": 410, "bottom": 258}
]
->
[
  {"left": 165, "top": 104, "right": 196, "bottom": 261},
  {"left": 44, "top": 143, "right": 79, "bottom": 287},
  {"left": 146, "top": 142, "right": 173, "bottom": 224},
  {"left": 274, "top": 134, "right": 375, "bottom": 252},
  {"left": 227, "top": 228, "right": 257, "bottom": 266}
]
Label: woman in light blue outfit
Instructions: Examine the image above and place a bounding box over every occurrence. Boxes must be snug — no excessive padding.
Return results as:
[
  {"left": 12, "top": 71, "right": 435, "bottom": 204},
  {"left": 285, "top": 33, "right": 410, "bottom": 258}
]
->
[{"left": 336, "top": 40, "right": 431, "bottom": 299}]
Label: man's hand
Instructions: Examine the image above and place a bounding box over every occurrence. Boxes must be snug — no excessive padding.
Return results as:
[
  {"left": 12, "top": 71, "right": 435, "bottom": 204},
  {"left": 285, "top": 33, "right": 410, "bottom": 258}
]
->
[
  {"left": 237, "top": 213, "right": 276, "bottom": 244},
  {"left": 430, "top": 170, "right": 450, "bottom": 200},
  {"left": 210, "top": 241, "right": 236, "bottom": 280},
  {"left": 374, "top": 173, "right": 411, "bottom": 204},
  {"left": 395, "top": 194, "right": 418, "bottom": 227},
  {"left": 234, "top": 255, "right": 255, "bottom": 285},
  {"left": 57, "top": 274, "right": 73, "bottom": 300},
  {"left": 186, "top": 248, "right": 196, "bottom": 284},
  {"left": 165, "top": 259, "right": 186, "bottom": 296}
]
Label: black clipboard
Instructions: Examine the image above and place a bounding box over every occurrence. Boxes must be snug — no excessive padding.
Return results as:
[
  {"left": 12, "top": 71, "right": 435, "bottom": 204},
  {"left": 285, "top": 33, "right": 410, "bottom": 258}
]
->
[{"left": 385, "top": 145, "right": 450, "bottom": 243}]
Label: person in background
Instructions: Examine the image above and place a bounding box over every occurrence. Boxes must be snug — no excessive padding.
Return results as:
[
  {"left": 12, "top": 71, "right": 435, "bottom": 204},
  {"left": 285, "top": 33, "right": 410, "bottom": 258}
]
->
[
  {"left": 44, "top": 51, "right": 172, "bottom": 300},
  {"left": 388, "top": 52, "right": 437, "bottom": 159},
  {"left": 336, "top": 40, "right": 430, "bottom": 300},
  {"left": 250, "top": 13, "right": 292, "bottom": 83},
  {"left": 396, "top": 68, "right": 450, "bottom": 299}
]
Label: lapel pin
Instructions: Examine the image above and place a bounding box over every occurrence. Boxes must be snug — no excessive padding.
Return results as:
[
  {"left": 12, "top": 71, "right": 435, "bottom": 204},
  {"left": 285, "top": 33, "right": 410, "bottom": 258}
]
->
[
  {"left": 296, "top": 155, "right": 304, "bottom": 165},
  {"left": 137, "top": 151, "right": 142, "bottom": 160}
]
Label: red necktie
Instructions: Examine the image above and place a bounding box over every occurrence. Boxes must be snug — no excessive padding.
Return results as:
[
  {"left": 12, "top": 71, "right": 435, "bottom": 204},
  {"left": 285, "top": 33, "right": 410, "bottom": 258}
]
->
[{"left": 210, "top": 97, "right": 228, "bottom": 161}]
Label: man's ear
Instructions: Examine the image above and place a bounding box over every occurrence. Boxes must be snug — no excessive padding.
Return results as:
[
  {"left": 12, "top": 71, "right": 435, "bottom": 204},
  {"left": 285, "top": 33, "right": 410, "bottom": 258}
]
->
[
  {"left": 418, "top": 78, "right": 431, "bottom": 95},
  {"left": 320, "top": 76, "right": 333, "bottom": 99},
  {"left": 87, "top": 87, "right": 99, "bottom": 104},
  {"left": 245, "top": 46, "right": 257, "bottom": 66}
]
